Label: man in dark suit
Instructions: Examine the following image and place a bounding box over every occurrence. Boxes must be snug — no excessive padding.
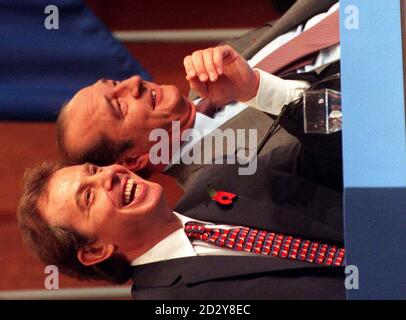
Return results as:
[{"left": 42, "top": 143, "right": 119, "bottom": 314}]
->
[
  {"left": 17, "top": 140, "right": 345, "bottom": 299},
  {"left": 56, "top": 0, "right": 339, "bottom": 190},
  {"left": 132, "top": 155, "right": 344, "bottom": 299}
]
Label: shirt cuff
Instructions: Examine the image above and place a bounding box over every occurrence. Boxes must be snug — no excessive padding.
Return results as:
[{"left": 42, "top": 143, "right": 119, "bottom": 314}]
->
[{"left": 240, "top": 68, "right": 310, "bottom": 115}]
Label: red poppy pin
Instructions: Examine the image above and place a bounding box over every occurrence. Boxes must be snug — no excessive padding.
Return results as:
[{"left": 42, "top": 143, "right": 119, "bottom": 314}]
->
[{"left": 207, "top": 186, "right": 238, "bottom": 209}]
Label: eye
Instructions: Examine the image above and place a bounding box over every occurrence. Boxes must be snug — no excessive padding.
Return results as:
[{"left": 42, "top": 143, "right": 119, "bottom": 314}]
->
[
  {"left": 90, "top": 165, "right": 98, "bottom": 175},
  {"left": 115, "top": 99, "right": 125, "bottom": 119},
  {"left": 84, "top": 188, "right": 93, "bottom": 207},
  {"left": 113, "top": 80, "right": 120, "bottom": 86}
]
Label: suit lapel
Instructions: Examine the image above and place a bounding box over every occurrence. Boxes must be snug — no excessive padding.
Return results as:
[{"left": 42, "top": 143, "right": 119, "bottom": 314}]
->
[
  {"left": 131, "top": 254, "right": 335, "bottom": 289},
  {"left": 175, "top": 159, "right": 344, "bottom": 245},
  {"left": 171, "top": 0, "right": 340, "bottom": 187},
  {"left": 165, "top": 108, "right": 275, "bottom": 188}
]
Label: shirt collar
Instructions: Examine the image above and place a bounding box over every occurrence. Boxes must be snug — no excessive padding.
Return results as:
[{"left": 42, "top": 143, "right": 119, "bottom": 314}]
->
[{"left": 130, "top": 212, "right": 211, "bottom": 266}]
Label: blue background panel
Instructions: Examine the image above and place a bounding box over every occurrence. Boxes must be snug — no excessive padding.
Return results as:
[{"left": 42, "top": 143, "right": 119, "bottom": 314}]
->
[
  {"left": 345, "top": 188, "right": 406, "bottom": 299},
  {"left": 0, "top": 0, "right": 150, "bottom": 121},
  {"left": 341, "top": 0, "right": 406, "bottom": 299},
  {"left": 341, "top": 1, "right": 406, "bottom": 188}
]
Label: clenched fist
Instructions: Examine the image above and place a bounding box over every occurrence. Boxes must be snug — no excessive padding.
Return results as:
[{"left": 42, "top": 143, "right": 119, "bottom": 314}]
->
[{"left": 183, "top": 45, "right": 260, "bottom": 108}]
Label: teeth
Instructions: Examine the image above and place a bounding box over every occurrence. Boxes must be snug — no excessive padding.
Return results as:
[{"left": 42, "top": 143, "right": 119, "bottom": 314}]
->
[
  {"left": 152, "top": 89, "right": 156, "bottom": 105},
  {"left": 123, "top": 179, "right": 134, "bottom": 205},
  {"left": 134, "top": 184, "right": 140, "bottom": 198}
]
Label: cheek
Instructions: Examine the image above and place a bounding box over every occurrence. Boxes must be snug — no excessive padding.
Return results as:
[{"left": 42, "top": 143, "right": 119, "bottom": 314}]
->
[
  {"left": 87, "top": 208, "right": 123, "bottom": 242},
  {"left": 166, "top": 87, "right": 185, "bottom": 112},
  {"left": 98, "top": 111, "right": 121, "bottom": 130},
  {"left": 129, "top": 182, "right": 164, "bottom": 216},
  {"left": 124, "top": 110, "right": 152, "bottom": 137},
  {"left": 89, "top": 201, "right": 116, "bottom": 229},
  {"left": 146, "top": 183, "right": 164, "bottom": 207}
]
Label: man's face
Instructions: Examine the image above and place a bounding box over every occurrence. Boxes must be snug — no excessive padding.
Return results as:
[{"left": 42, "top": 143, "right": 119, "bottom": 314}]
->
[
  {"left": 39, "top": 164, "right": 165, "bottom": 253},
  {"left": 63, "top": 76, "right": 194, "bottom": 168}
]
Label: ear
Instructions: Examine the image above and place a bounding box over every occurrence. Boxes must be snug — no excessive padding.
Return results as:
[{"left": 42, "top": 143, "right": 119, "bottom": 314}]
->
[
  {"left": 77, "top": 243, "right": 116, "bottom": 266},
  {"left": 117, "top": 153, "right": 150, "bottom": 172}
]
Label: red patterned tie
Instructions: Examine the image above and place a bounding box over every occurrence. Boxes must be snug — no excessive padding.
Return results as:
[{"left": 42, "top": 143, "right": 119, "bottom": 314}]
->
[
  {"left": 254, "top": 10, "right": 340, "bottom": 76},
  {"left": 185, "top": 221, "right": 345, "bottom": 266}
]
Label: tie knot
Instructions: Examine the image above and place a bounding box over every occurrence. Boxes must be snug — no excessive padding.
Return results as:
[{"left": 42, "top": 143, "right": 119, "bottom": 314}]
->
[
  {"left": 184, "top": 221, "right": 206, "bottom": 233},
  {"left": 185, "top": 221, "right": 247, "bottom": 245},
  {"left": 184, "top": 221, "right": 210, "bottom": 242}
]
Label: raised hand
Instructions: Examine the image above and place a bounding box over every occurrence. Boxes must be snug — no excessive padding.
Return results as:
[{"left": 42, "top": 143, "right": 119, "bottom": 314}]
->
[{"left": 183, "top": 45, "right": 260, "bottom": 108}]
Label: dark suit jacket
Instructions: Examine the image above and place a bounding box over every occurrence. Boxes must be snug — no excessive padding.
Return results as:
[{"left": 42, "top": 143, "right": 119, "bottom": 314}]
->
[
  {"left": 167, "top": 62, "right": 342, "bottom": 192},
  {"left": 166, "top": 0, "right": 340, "bottom": 190},
  {"left": 131, "top": 153, "right": 345, "bottom": 300}
]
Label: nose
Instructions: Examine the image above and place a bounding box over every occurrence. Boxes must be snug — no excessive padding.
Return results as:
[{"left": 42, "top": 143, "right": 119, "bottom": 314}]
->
[
  {"left": 94, "top": 165, "right": 117, "bottom": 191},
  {"left": 114, "top": 75, "right": 143, "bottom": 98}
]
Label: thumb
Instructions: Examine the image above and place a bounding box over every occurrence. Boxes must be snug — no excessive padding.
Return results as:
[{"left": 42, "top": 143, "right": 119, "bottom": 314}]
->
[{"left": 215, "top": 45, "right": 239, "bottom": 70}]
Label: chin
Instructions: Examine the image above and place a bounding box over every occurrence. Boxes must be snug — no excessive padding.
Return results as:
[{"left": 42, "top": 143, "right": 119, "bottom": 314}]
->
[{"left": 163, "top": 85, "right": 189, "bottom": 114}]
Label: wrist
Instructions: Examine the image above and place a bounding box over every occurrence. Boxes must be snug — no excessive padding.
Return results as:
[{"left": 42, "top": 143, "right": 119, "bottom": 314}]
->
[
  {"left": 245, "top": 69, "right": 261, "bottom": 101},
  {"left": 239, "top": 69, "right": 261, "bottom": 103}
]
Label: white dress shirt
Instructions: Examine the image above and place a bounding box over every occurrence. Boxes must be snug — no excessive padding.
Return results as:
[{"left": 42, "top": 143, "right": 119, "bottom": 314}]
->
[
  {"left": 131, "top": 212, "right": 263, "bottom": 266},
  {"left": 243, "top": 2, "right": 340, "bottom": 114},
  {"left": 209, "top": 2, "right": 340, "bottom": 123},
  {"left": 165, "top": 3, "right": 340, "bottom": 170}
]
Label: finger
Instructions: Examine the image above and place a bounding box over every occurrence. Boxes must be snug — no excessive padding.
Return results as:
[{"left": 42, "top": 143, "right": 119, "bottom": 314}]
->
[
  {"left": 183, "top": 55, "right": 197, "bottom": 80},
  {"left": 192, "top": 50, "right": 208, "bottom": 82},
  {"left": 202, "top": 49, "right": 218, "bottom": 81},
  {"left": 213, "top": 47, "right": 225, "bottom": 75},
  {"left": 215, "top": 45, "right": 237, "bottom": 72}
]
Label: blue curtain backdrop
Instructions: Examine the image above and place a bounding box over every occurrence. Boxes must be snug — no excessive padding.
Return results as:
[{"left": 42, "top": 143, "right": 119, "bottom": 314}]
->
[{"left": 0, "top": 0, "right": 151, "bottom": 121}]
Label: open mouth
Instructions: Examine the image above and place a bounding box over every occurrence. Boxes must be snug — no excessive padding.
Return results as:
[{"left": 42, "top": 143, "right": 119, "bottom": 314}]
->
[{"left": 123, "top": 178, "right": 141, "bottom": 206}]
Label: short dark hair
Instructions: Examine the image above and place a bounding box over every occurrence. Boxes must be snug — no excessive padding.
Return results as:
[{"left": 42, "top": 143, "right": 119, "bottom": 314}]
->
[
  {"left": 17, "top": 162, "right": 132, "bottom": 284},
  {"left": 56, "top": 102, "right": 134, "bottom": 166}
]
